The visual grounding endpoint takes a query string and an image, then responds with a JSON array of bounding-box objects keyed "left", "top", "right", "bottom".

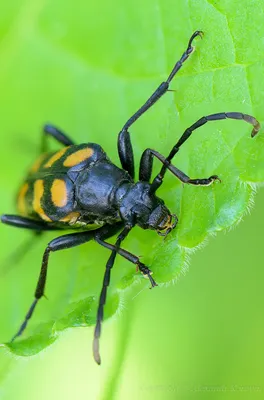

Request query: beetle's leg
[
  {"left": 10, "top": 228, "right": 114, "bottom": 343},
  {"left": 1, "top": 214, "right": 60, "bottom": 231},
  {"left": 1, "top": 215, "right": 44, "bottom": 276},
  {"left": 140, "top": 148, "right": 164, "bottom": 182},
  {"left": 118, "top": 129, "right": 135, "bottom": 179},
  {"left": 95, "top": 235, "right": 157, "bottom": 287},
  {"left": 41, "top": 124, "right": 75, "bottom": 152},
  {"left": 149, "top": 112, "right": 261, "bottom": 193},
  {"left": 0, "top": 215, "right": 65, "bottom": 276},
  {"left": 139, "top": 149, "right": 220, "bottom": 192},
  {"left": 93, "top": 223, "right": 136, "bottom": 365},
  {"left": 118, "top": 31, "right": 203, "bottom": 179},
  {"left": 0, "top": 234, "right": 42, "bottom": 277}
]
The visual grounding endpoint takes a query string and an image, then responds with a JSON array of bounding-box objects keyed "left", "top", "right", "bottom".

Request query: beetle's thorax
[
  {"left": 75, "top": 160, "right": 132, "bottom": 224},
  {"left": 116, "top": 181, "right": 177, "bottom": 234}
]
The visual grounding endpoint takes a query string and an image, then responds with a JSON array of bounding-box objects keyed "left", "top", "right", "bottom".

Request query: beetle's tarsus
[
  {"left": 93, "top": 337, "right": 101, "bottom": 365},
  {"left": 251, "top": 120, "right": 261, "bottom": 137}
]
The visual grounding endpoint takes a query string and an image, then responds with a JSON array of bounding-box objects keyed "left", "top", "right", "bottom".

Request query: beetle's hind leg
[
  {"left": 41, "top": 124, "right": 75, "bottom": 152},
  {"left": 0, "top": 232, "right": 42, "bottom": 277},
  {"left": 9, "top": 225, "right": 125, "bottom": 346},
  {"left": 1, "top": 214, "right": 60, "bottom": 231},
  {"left": 0, "top": 215, "right": 55, "bottom": 276},
  {"left": 10, "top": 229, "right": 99, "bottom": 343}
]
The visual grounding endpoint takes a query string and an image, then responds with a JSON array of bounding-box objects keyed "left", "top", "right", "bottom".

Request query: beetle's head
[
  {"left": 119, "top": 182, "right": 178, "bottom": 236},
  {"left": 146, "top": 203, "right": 178, "bottom": 236}
]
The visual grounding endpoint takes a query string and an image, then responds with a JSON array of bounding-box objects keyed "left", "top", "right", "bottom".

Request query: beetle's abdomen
[
  {"left": 17, "top": 175, "right": 77, "bottom": 223},
  {"left": 28, "top": 143, "right": 106, "bottom": 176},
  {"left": 17, "top": 143, "right": 106, "bottom": 224}
]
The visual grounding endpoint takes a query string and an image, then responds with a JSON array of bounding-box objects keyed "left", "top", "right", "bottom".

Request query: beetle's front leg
[
  {"left": 118, "top": 31, "right": 203, "bottom": 180},
  {"left": 139, "top": 148, "right": 220, "bottom": 192},
  {"left": 147, "top": 112, "right": 260, "bottom": 193},
  {"left": 118, "top": 129, "right": 135, "bottom": 179}
]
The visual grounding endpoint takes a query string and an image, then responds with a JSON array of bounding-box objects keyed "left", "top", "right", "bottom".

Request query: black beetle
[{"left": 1, "top": 31, "right": 260, "bottom": 364}]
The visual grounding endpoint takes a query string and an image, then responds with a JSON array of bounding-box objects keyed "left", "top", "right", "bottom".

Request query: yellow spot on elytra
[
  {"left": 63, "top": 148, "right": 94, "bottom": 167},
  {"left": 44, "top": 147, "right": 68, "bottom": 168},
  {"left": 60, "top": 212, "right": 80, "bottom": 224},
  {"left": 33, "top": 179, "right": 51, "bottom": 222},
  {"left": 17, "top": 183, "right": 29, "bottom": 215},
  {"left": 51, "top": 179, "right": 68, "bottom": 208},
  {"left": 30, "top": 154, "right": 47, "bottom": 173}
]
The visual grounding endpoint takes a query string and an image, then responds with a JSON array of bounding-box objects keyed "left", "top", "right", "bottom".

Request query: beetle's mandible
[{"left": 1, "top": 31, "right": 260, "bottom": 365}]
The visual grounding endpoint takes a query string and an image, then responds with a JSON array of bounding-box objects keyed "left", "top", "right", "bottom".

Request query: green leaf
[{"left": 0, "top": 0, "right": 264, "bottom": 368}]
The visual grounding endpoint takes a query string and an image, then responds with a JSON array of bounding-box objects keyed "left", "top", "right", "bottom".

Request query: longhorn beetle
[{"left": 1, "top": 31, "right": 260, "bottom": 365}]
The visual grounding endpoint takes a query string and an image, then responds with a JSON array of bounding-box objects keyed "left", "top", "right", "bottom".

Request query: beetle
[{"left": 1, "top": 31, "right": 260, "bottom": 365}]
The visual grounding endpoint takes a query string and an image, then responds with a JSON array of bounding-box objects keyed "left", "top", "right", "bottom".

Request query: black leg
[
  {"left": 149, "top": 112, "right": 260, "bottom": 193},
  {"left": 9, "top": 221, "right": 154, "bottom": 365},
  {"left": 92, "top": 223, "right": 139, "bottom": 365},
  {"left": 118, "top": 31, "right": 203, "bottom": 179},
  {"left": 10, "top": 228, "right": 110, "bottom": 342},
  {"left": 118, "top": 130, "right": 135, "bottom": 179},
  {"left": 0, "top": 234, "right": 42, "bottom": 277},
  {"left": 1, "top": 214, "right": 59, "bottom": 231},
  {"left": 139, "top": 149, "right": 166, "bottom": 182},
  {"left": 41, "top": 124, "right": 75, "bottom": 152},
  {"left": 0, "top": 215, "right": 64, "bottom": 277},
  {"left": 9, "top": 223, "right": 140, "bottom": 356},
  {"left": 139, "top": 148, "right": 220, "bottom": 191},
  {"left": 95, "top": 234, "right": 157, "bottom": 287}
]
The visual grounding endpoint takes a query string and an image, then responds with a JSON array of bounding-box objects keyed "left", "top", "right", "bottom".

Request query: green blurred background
[{"left": 0, "top": 0, "right": 264, "bottom": 399}]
